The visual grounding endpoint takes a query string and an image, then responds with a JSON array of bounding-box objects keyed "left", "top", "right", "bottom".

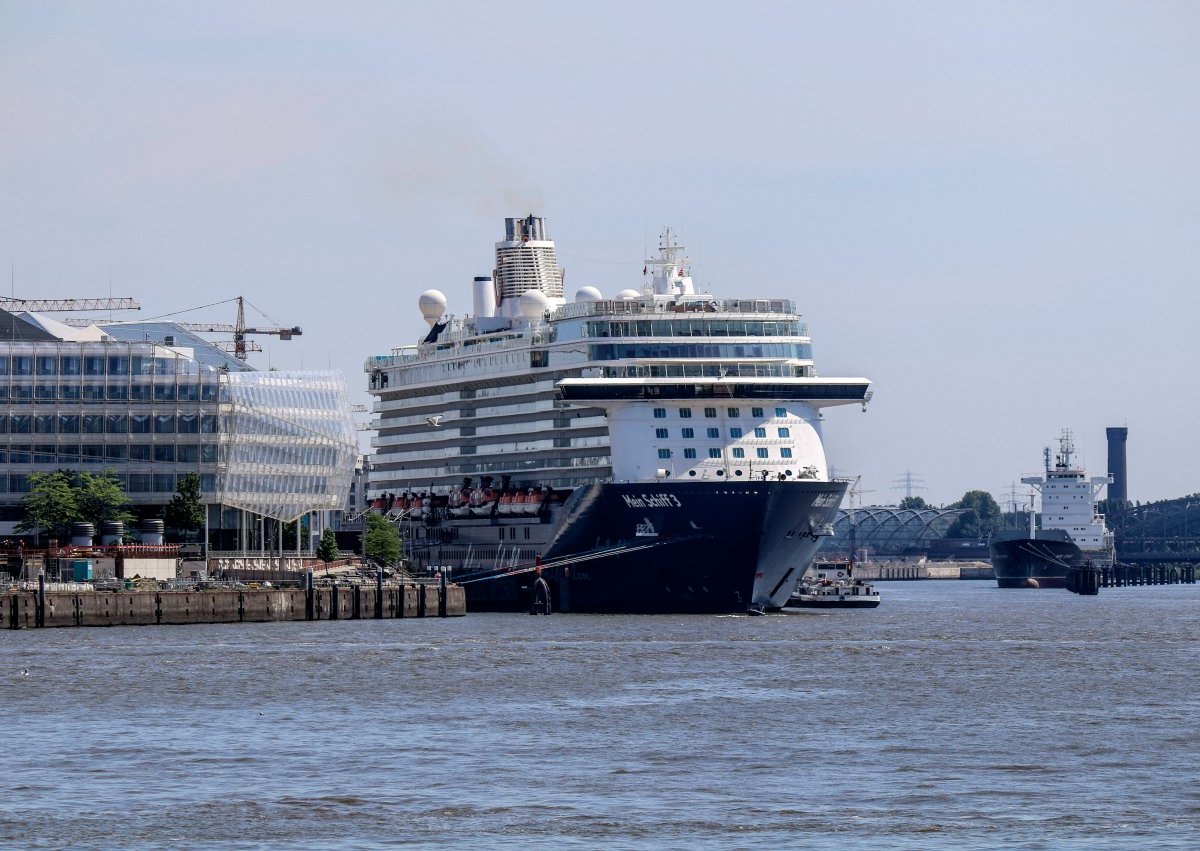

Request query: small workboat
[{"left": 786, "top": 568, "right": 881, "bottom": 609}]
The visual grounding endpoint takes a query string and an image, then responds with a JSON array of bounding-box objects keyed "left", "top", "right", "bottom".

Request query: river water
[{"left": 3, "top": 581, "right": 1198, "bottom": 849}]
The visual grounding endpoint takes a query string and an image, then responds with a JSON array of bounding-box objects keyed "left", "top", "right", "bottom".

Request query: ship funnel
[
  {"left": 472, "top": 276, "right": 496, "bottom": 318},
  {"left": 1106, "top": 426, "right": 1128, "bottom": 504}
]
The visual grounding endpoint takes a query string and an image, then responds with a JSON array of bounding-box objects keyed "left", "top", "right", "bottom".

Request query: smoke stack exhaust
[{"left": 1106, "top": 426, "right": 1128, "bottom": 504}]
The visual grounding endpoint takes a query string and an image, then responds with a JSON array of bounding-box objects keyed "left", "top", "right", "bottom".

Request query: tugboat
[
  {"left": 989, "top": 430, "right": 1114, "bottom": 588},
  {"left": 786, "top": 564, "right": 881, "bottom": 609}
]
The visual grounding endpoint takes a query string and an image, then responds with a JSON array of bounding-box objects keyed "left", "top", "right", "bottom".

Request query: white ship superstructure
[
  {"left": 365, "top": 217, "right": 872, "bottom": 613},
  {"left": 1021, "top": 431, "right": 1114, "bottom": 555}
]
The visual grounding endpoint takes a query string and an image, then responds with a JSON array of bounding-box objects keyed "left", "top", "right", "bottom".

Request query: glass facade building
[{"left": 0, "top": 312, "right": 356, "bottom": 535}]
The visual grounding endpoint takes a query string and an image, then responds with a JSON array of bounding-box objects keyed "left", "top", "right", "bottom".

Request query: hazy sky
[{"left": 3, "top": 1, "right": 1198, "bottom": 506}]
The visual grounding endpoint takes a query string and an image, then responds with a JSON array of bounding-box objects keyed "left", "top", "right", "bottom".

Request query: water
[{"left": 3, "top": 582, "right": 1199, "bottom": 849}]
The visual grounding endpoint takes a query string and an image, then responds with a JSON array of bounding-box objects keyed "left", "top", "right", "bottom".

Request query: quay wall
[
  {"left": 849, "top": 562, "right": 995, "bottom": 581},
  {"left": 3, "top": 584, "right": 465, "bottom": 630}
]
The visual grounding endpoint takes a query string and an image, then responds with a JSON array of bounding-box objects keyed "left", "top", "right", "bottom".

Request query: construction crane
[
  {"left": 172, "top": 296, "right": 301, "bottom": 361},
  {"left": 0, "top": 296, "right": 141, "bottom": 312}
]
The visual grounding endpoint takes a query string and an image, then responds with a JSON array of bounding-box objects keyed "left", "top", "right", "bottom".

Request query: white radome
[
  {"left": 616, "top": 289, "right": 640, "bottom": 300},
  {"left": 519, "top": 289, "right": 551, "bottom": 320},
  {"left": 575, "top": 286, "right": 603, "bottom": 302},
  {"left": 419, "top": 290, "right": 448, "bottom": 326}
]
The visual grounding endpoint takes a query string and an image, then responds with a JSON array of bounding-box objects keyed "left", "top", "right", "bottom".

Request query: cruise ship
[
  {"left": 989, "top": 431, "right": 1115, "bottom": 588},
  {"left": 365, "top": 216, "right": 871, "bottom": 613}
]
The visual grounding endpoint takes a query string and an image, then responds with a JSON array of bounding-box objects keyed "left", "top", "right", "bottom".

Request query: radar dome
[
  {"left": 518, "top": 290, "right": 551, "bottom": 320},
  {"left": 616, "top": 289, "right": 640, "bottom": 301},
  {"left": 418, "top": 290, "right": 447, "bottom": 327},
  {"left": 575, "top": 286, "right": 603, "bottom": 302}
]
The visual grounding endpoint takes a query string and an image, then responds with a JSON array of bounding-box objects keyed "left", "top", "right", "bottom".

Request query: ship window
[
  {"left": 679, "top": 408, "right": 692, "bottom": 418},
  {"left": 775, "top": 407, "right": 787, "bottom": 417},
  {"left": 754, "top": 428, "right": 766, "bottom": 438},
  {"left": 704, "top": 407, "right": 717, "bottom": 418},
  {"left": 727, "top": 407, "right": 741, "bottom": 417},
  {"left": 530, "top": 351, "right": 548, "bottom": 368},
  {"left": 781, "top": 448, "right": 793, "bottom": 458},
  {"left": 655, "top": 428, "right": 668, "bottom": 439},
  {"left": 707, "top": 428, "right": 719, "bottom": 438},
  {"left": 733, "top": 448, "right": 745, "bottom": 459},
  {"left": 684, "top": 448, "right": 697, "bottom": 459},
  {"left": 730, "top": 428, "right": 743, "bottom": 438},
  {"left": 657, "top": 449, "right": 671, "bottom": 459},
  {"left": 681, "top": 428, "right": 694, "bottom": 439},
  {"left": 756, "top": 448, "right": 769, "bottom": 459},
  {"left": 752, "top": 407, "right": 764, "bottom": 418},
  {"left": 653, "top": 408, "right": 666, "bottom": 419},
  {"left": 778, "top": 427, "right": 790, "bottom": 438},
  {"left": 708, "top": 448, "right": 721, "bottom": 459},
  {"left": 524, "top": 527, "right": 530, "bottom": 540}
]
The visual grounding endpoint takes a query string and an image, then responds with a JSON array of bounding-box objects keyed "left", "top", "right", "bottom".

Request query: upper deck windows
[
  {"left": 586, "top": 318, "right": 805, "bottom": 339},
  {"left": 589, "top": 342, "right": 812, "bottom": 361}
]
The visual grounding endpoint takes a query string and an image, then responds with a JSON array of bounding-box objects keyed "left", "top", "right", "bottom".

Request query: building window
[
  {"left": 153, "top": 474, "right": 176, "bottom": 493},
  {"left": 708, "top": 448, "right": 722, "bottom": 459},
  {"left": 704, "top": 407, "right": 717, "bottom": 418},
  {"left": 730, "top": 428, "right": 743, "bottom": 438},
  {"left": 681, "top": 428, "right": 694, "bottom": 439},
  {"left": 129, "top": 445, "right": 152, "bottom": 462},
  {"left": 83, "top": 415, "right": 104, "bottom": 434},
  {"left": 684, "top": 448, "right": 697, "bottom": 459},
  {"left": 83, "top": 356, "right": 103, "bottom": 376},
  {"left": 177, "top": 445, "right": 199, "bottom": 463},
  {"left": 106, "top": 415, "right": 127, "bottom": 434},
  {"left": 36, "top": 356, "right": 56, "bottom": 376},
  {"left": 707, "top": 427, "right": 719, "bottom": 439},
  {"left": 59, "top": 415, "right": 79, "bottom": 434},
  {"left": 752, "top": 407, "right": 764, "bottom": 418},
  {"left": 781, "top": 448, "right": 793, "bottom": 458},
  {"left": 733, "top": 448, "right": 745, "bottom": 459},
  {"left": 778, "top": 427, "right": 790, "bottom": 438},
  {"left": 653, "top": 408, "right": 666, "bottom": 419},
  {"left": 177, "top": 414, "right": 199, "bottom": 434},
  {"left": 154, "top": 415, "right": 175, "bottom": 434},
  {"left": 154, "top": 445, "right": 176, "bottom": 462},
  {"left": 727, "top": 407, "right": 740, "bottom": 418},
  {"left": 754, "top": 427, "right": 766, "bottom": 438},
  {"left": 657, "top": 448, "right": 671, "bottom": 459},
  {"left": 756, "top": 448, "right": 769, "bottom": 458},
  {"left": 679, "top": 408, "right": 692, "bottom": 418},
  {"left": 655, "top": 428, "right": 668, "bottom": 439},
  {"left": 129, "top": 474, "right": 152, "bottom": 493},
  {"left": 105, "top": 445, "right": 127, "bottom": 461},
  {"left": 775, "top": 407, "right": 787, "bottom": 417}
]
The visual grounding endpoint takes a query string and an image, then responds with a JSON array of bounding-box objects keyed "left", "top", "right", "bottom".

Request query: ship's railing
[{"left": 554, "top": 297, "right": 797, "bottom": 320}]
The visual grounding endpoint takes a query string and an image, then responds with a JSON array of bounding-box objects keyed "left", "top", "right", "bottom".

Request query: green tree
[
  {"left": 316, "top": 527, "right": 340, "bottom": 564},
  {"left": 898, "top": 496, "right": 930, "bottom": 510},
  {"left": 282, "top": 518, "right": 311, "bottom": 550},
  {"left": 363, "top": 513, "right": 401, "bottom": 565},
  {"left": 17, "top": 471, "right": 79, "bottom": 543},
  {"left": 76, "top": 472, "right": 136, "bottom": 531},
  {"left": 165, "top": 473, "right": 205, "bottom": 540},
  {"left": 946, "top": 489, "right": 1003, "bottom": 538}
]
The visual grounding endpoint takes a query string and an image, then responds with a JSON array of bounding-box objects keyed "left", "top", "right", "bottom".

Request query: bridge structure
[{"left": 1108, "top": 497, "right": 1200, "bottom": 564}]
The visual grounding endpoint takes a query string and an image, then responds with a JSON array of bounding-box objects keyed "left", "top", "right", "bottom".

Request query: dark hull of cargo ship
[
  {"left": 988, "top": 535, "right": 1083, "bottom": 589},
  {"left": 404, "top": 480, "right": 846, "bottom": 613}
]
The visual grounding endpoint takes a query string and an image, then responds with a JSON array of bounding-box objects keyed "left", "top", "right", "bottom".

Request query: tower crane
[
  {"left": 0, "top": 296, "right": 141, "bottom": 312},
  {"left": 174, "top": 296, "right": 300, "bottom": 362}
]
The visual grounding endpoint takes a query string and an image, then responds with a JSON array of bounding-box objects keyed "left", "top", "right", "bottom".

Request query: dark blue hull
[
  {"left": 988, "top": 537, "right": 1082, "bottom": 588},
  {"left": 403, "top": 480, "right": 847, "bottom": 613}
]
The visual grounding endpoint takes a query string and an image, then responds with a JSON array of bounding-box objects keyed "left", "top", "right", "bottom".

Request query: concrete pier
[{"left": 2, "top": 584, "right": 465, "bottom": 629}]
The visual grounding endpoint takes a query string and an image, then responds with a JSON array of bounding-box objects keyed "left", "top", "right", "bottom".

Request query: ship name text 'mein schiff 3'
[{"left": 365, "top": 216, "right": 871, "bottom": 613}]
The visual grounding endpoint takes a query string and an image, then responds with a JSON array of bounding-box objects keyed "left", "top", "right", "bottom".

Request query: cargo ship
[
  {"left": 364, "top": 216, "right": 871, "bottom": 612},
  {"left": 989, "top": 431, "right": 1114, "bottom": 588}
]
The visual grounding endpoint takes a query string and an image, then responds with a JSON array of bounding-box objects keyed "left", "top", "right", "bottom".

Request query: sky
[{"left": 2, "top": 1, "right": 1198, "bottom": 507}]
